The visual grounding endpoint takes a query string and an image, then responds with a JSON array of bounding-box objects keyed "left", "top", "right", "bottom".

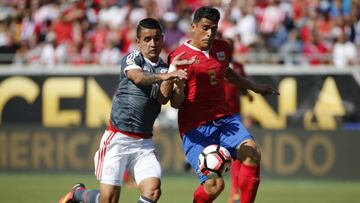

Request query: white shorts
[{"left": 94, "top": 130, "right": 162, "bottom": 186}]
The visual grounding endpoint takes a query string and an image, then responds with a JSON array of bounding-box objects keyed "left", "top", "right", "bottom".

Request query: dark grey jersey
[{"left": 110, "top": 50, "right": 169, "bottom": 134}]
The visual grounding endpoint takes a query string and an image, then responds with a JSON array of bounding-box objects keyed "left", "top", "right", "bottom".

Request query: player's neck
[
  {"left": 143, "top": 56, "right": 160, "bottom": 65},
  {"left": 190, "top": 40, "right": 210, "bottom": 51}
]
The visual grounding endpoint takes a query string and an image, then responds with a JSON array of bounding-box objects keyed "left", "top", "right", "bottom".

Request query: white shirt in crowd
[{"left": 333, "top": 41, "right": 358, "bottom": 69}]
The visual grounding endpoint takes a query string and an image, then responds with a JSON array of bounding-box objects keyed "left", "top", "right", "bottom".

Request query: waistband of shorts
[{"left": 107, "top": 121, "right": 153, "bottom": 139}]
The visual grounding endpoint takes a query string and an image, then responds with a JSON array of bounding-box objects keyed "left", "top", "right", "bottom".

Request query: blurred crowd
[{"left": 0, "top": 0, "right": 359, "bottom": 68}]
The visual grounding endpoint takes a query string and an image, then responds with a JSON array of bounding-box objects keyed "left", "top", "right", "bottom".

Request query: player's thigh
[
  {"left": 130, "top": 140, "right": 162, "bottom": 186},
  {"left": 218, "top": 114, "right": 254, "bottom": 159},
  {"left": 182, "top": 130, "right": 219, "bottom": 184},
  {"left": 100, "top": 183, "right": 121, "bottom": 203},
  {"left": 94, "top": 131, "right": 129, "bottom": 186}
]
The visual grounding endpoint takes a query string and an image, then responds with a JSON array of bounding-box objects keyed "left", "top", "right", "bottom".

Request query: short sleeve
[{"left": 121, "top": 50, "right": 143, "bottom": 76}]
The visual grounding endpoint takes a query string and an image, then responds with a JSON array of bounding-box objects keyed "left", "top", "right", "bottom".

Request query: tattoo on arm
[{"left": 140, "top": 72, "right": 162, "bottom": 85}]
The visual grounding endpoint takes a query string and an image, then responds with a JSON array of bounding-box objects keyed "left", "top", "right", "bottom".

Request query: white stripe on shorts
[{"left": 96, "top": 131, "right": 115, "bottom": 180}]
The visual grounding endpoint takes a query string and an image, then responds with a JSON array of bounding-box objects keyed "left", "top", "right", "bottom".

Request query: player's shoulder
[
  {"left": 169, "top": 43, "right": 188, "bottom": 57},
  {"left": 122, "top": 49, "right": 143, "bottom": 66},
  {"left": 213, "top": 39, "right": 231, "bottom": 49},
  {"left": 213, "top": 39, "right": 232, "bottom": 59},
  {"left": 167, "top": 43, "right": 189, "bottom": 64}
]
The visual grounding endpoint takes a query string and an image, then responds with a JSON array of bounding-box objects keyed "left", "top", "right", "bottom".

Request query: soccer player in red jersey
[
  {"left": 223, "top": 38, "right": 254, "bottom": 203},
  {"left": 168, "top": 7, "right": 279, "bottom": 203}
]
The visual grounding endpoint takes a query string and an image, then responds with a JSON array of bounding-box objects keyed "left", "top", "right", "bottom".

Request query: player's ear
[
  {"left": 135, "top": 37, "right": 141, "bottom": 48},
  {"left": 191, "top": 23, "right": 197, "bottom": 34}
]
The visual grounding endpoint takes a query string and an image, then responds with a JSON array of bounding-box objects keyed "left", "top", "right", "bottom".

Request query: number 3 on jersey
[{"left": 209, "top": 69, "right": 217, "bottom": 85}]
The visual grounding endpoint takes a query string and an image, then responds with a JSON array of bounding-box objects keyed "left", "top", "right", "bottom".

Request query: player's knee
[
  {"left": 152, "top": 187, "right": 162, "bottom": 201},
  {"left": 203, "top": 178, "right": 225, "bottom": 198},
  {"left": 99, "top": 184, "right": 120, "bottom": 203},
  {"left": 142, "top": 187, "right": 161, "bottom": 201},
  {"left": 237, "top": 140, "right": 261, "bottom": 165},
  {"left": 139, "top": 177, "right": 161, "bottom": 201},
  {"left": 100, "top": 191, "right": 119, "bottom": 203}
]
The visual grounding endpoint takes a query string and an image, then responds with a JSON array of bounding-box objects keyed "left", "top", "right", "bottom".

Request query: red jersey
[
  {"left": 224, "top": 62, "right": 245, "bottom": 115},
  {"left": 169, "top": 39, "right": 232, "bottom": 134}
]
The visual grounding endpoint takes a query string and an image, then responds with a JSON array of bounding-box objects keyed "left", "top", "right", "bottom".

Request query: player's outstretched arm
[
  {"left": 126, "top": 69, "right": 187, "bottom": 86},
  {"left": 225, "top": 68, "right": 279, "bottom": 96},
  {"left": 159, "top": 52, "right": 195, "bottom": 105},
  {"left": 170, "top": 77, "right": 186, "bottom": 109}
]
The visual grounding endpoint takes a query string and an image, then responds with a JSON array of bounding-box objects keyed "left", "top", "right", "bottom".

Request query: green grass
[{"left": 0, "top": 173, "right": 359, "bottom": 203}]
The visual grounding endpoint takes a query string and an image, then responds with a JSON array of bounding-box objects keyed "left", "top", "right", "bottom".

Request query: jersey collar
[
  {"left": 143, "top": 56, "right": 161, "bottom": 66},
  {"left": 184, "top": 40, "right": 210, "bottom": 58}
]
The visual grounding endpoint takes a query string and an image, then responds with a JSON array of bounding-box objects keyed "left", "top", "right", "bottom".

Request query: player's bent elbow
[
  {"left": 170, "top": 101, "right": 181, "bottom": 109},
  {"left": 157, "top": 97, "right": 169, "bottom": 105},
  {"left": 132, "top": 77, "right": 143, "bottom": 85}
]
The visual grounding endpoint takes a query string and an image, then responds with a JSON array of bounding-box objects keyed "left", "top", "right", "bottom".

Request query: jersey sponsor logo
[
  {"left": 216, "top": 51, "right": 225, "bottom": 61},
  {"left": 126, "top": 50, "right": 140, "bottom": 65}
]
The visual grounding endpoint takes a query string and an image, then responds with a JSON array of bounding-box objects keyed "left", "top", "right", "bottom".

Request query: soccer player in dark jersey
[
  {"left": 168, "top": 7, "right": 279, "bottom": 203},
  {"left": 58, "top": 18, "right": 194, "bottom": 203}
]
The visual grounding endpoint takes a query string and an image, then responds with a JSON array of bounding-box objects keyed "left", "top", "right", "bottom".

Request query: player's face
[
  {"left": 136, "top": 28, "right": 163, "bottom": 62},
  {"left": 191, "top": 18, "right": 218, "bottom": 50}
]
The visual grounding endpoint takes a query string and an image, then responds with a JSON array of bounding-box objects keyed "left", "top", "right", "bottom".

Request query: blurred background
[{"left": 0, "top": 0, "right": 359, "bottom": 202}]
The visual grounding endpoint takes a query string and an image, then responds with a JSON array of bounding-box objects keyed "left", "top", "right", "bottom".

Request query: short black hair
[
  {"left": 193, "top": 6, "right": 220, "bottom": 24},
  {"left": 136, "top": 18, "right": 163, "bottom": 38}
]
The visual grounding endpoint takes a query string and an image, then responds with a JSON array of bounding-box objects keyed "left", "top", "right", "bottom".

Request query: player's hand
[
  {"left": 174, "top": 79, "right": 186, "bottom": 89},
  {"left": 171, "top": 52, "right": 196, "bottom": 67},
  {"left": 241, "top": 89, "right": 254, "bottom": 102},
  {"left": 172, "top": 69, "right": 187, "bottom": 89},
  {"left": 163, "top": 69, "right": 187, "bottom": 81},
  {"left": 252, "top": 84, "right": 280, "bottom": 96}
]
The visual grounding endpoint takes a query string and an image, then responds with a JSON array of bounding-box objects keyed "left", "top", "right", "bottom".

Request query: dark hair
[
  {"left": 193, "top": 6, "right": 220, "bottom": 24},
  {"left": 136, "top": 18, "right": 163, "bottom": 38}
]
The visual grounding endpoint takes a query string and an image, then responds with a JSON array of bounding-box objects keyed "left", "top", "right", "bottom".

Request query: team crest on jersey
[
  {"left": 216, "top": 51, "right": 225, "bottom": 61},
  {"left": 195, "top": 59, "right": 200, "bottom": 64},
  {"left": 126, "top": 50, "right": 140, "bottom": 65}
]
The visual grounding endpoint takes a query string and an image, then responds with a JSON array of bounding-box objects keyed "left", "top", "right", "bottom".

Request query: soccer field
[{"left": 0, "top": 173, "right": 358, "bottom": 203}]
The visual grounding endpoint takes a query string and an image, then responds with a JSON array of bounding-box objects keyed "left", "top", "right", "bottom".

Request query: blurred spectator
[
  {"left": 40, "top": 32, "right": 56, "bottom": 68},
  {"left": 13, "top": 40, "right": 29, "bottom": 65},
  {"left": 235, "top": 4, "right": 258, "bottom": 48},
  {"left": 162, "top": 11, "right": 184, "bottom": 52},
  {"left": 333, "top": 31, "right": 358, "bottom": 69},
  {"left": 79, "top": 39, "right": 96, "bottom": 64},
  {"left": 280, "top": 29, "right": 303, "bottom": 66},
  {"left": 52, "top": 10, "right": 73, "bottom": 45},
  {"left": 315, "top": 11, "right": 334, "bottom": 42},
  {"left": 90, "top": 22, "right": 109, "bottom": 53},
  {"left": 259, "top": 0, "right": 287, "bottom": 52},
  {"left": 303, "top": 31, "right": 330, "bottom": 65},
  {"left": 99, "top": 39, "right": 121, "bottom": 65},
  {"left": 98, "top": 0, "right": 130, "bottom": 29}
]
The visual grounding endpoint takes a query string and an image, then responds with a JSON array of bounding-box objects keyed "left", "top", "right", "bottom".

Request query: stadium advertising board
[
  {"left": 0, "top": 71, "right": 359, "bottom": 130},
  {"left": 0, "top": 127, "right": 359, "bottom": 179},
  {"left": 0, "top": 69, "right": 359, "bottom": 178}
]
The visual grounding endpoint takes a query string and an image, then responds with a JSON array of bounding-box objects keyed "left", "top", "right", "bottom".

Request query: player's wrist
[{"left": 168, "top": 64, "right": 177, "bottom": 73}]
